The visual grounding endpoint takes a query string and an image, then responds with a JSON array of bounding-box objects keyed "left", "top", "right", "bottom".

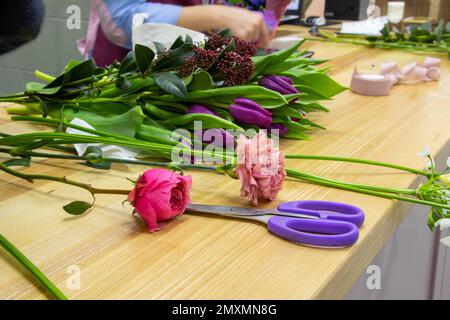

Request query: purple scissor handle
[
  {"left": 268, "top": 201, "right": 365, "bottom": 247},
  {"left": 278, "top": 200, "right": 365, "bottom": 227}
]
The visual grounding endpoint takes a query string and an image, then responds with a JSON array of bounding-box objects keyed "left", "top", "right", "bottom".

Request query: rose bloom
[
  {"left": 128, "top": 169, "right": 192, "bottom": 232},
  {"left": 235, "top": 132, "right": 286, "bottom": 206}
]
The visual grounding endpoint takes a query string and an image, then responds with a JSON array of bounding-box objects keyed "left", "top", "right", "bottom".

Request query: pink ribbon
[
  {"left": 351, "top": 56, "right": 441, "bottom": 96},
  {"left": 380, "top": 57, "right": 441, "bottom": 85}
]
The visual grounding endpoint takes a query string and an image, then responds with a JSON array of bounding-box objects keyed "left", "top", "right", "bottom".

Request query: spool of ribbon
[{"left": 351, "top": 57, "right": 441, "bottom": 96}]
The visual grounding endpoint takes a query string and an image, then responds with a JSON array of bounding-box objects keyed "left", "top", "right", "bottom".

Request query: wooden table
[{"left": 1, "top": 26, "right": 449, "bottom": 300}]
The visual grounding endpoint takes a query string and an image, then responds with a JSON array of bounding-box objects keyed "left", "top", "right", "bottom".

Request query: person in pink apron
[{"left": 78, "top": 0, "right": 291, "bottom": 67}]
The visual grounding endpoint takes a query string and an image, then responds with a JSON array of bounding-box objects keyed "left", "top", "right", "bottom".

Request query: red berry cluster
[
  {"left": 206, "top": 33, "right": 232, "bottom": 51},
  {"left": 178, "top": 56, "right": 197, "bottom": 77},
  {"left": 234, "top": 37, "right": 257, "bottom": 57},
  {"left": 217, "top": 51, "right": 254, "bottom": 86},
  {"left": 178, "top": 32, "right": 256, "bottom": 86},
  {"left": 192, "top": 46, "right": 219, "bottom": 69}
]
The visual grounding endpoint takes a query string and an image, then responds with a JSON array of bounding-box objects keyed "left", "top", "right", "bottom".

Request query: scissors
[{"left": 186, "top": 201, "right": 365, "bottom": 248}]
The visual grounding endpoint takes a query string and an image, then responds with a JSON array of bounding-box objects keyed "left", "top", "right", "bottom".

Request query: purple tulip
[
  {"left": 229, "top": 98, "right": 272, "bottom": 127},
  {"left": 186, "top": 104, "right": 219, "bottom": 116},
  {"left": 186, "top": 104, "right": 235, "bottom": 147},
  {"left": 267, "top": 123, "right": 288, "bottom": 137},
  {"left": 259, "top": 75, "right": 299, "bottom": 95},
  {"left": 195, "top": 128, "right": 235, "bottom": 148}
]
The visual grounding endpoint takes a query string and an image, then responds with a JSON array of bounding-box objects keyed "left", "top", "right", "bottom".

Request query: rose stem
[
  {"left": 0, "top": 232, "right": 67, "bottom": 300},
  {"left": 0, "top": 162, "right": 130, "bottom": 196}
]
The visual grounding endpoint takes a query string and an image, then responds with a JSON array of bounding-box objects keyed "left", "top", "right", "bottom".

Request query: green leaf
[
  {"left": 271, "top": 106, "right": 305, "bottom": 119},
  {"left": 136, "top": 124, "right": 191, "bottom": 146},
  {"left": 45, "top": 59, "right": 97, "bottom": 90},
  {"left": 25, "top": 82, "right": 45, "bottom": 91},
  {"left": 285, "top": 70, "right": 347, "bottom": 98},
  {"left": 2, "top": 157, "right": 31, "bottom": 167},
  {"left": 162, "top": 113, "right": 242, "bottom": 130},
  {"left": 118, "top": 51, "right": 137, "bottom": 75},
  {"left": 262, "top": 57, "right": 329, "bottom": 75},
  {"left": 153, "top": 72, "right": 188, "bottom": 98},
  {"left": 153, "top": 41, "right": 167, "bottom": 53},
  {"left": 53, "top": 106, "right": 145, "bottom": 138},
  {"left": 218, "top": 28, "right": 233, "bottom": 38},
  {"left": 25, "top": 82, "right": 62, "bottom": 95},
  {"left": 134, "top": 44, "right": 155, "bottom": 74},
  {"left": 154, "top": 43, "right": 194, "bottom": 71},
  {"left": 185, "top": 85, "right": 287, "bottom": 106},
  {"left": 188, "top": 70, "right": 215, "bottom": 91},
  {"left": 170, "top": 36, "right": 185, "bottom": 50},
  {"left": 86, "top": 106, "right": 145, "bottom": 138},
  {"left": 142, "top": 102, "right": 183, "bottom": 120},
  {"left": 63, "top": 201, "right": 93, "bottom": 215},
  {"left": 251, "top": 39, "right": 305, "bottom": 78},
  {"left": 63, "top": 60, "right": 83, "bottom": 72}
]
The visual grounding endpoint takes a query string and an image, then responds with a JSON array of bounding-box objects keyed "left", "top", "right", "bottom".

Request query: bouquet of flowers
[{"left": 0, "top": 29, "right": 344, "bottom": 146}]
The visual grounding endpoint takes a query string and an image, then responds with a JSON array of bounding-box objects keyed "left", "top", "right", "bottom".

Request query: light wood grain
[{"left": 0, "top": 26, "right": 449, "bottom": 300}]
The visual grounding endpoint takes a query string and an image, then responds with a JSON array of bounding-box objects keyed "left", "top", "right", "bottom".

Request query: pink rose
[
  {"left": 128, "top": 169, "right": 192, "bottom": 232},
  {"left": 235, "top": 132, "right": 286, "bottom": 206}
]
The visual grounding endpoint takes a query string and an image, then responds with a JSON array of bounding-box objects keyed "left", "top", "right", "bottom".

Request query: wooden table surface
[{"left": 1, "top": 26, "right": 449, "bottom": 300}]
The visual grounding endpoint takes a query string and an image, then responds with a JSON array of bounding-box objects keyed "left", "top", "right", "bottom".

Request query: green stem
[
  {"left": 291, "top": 170, "right": 417, "bottom": 195},
  {"left": 0, "top": 93, "right": 28, "bottom": 101},
  {"left": 287, "top": 168, "right": 450, "bottom": 210},
  {"left": 0, "top": 232, "right": 67, "bottom": 300},
  {"left": 286, "top": 154, "right": 430, "bottom": 177},
  {"left": 0, "top": 162, "right": 129, "bottom": 195},
  {"left": 0, "top": 131, "right": 235, "bottom": 161},
  {"left": 0, "top": 147, "right": 218, "bottom": 172},
  {"left": 34, "top": 70, "right": 56, "bottom": 83}
]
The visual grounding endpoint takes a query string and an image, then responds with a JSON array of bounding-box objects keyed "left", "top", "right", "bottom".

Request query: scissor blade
[
  {"left": 185, "top": 204, "right": 276, "bottom": 217},
  {"left": 186, "top": 204, "right": 317, "bottom": 219}
]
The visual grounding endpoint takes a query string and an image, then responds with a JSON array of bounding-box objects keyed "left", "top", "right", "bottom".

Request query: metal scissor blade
[
  {"left": 185, "top": 204, "right": 276, "bottom": 217},
  {"left": 185, "top": 204, "right": 317, "bottom": 219}
]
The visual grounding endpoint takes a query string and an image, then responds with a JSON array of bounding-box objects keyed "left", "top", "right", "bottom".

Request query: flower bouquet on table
[
  {"left": 1, "top": 29, "right": 449, "bottom": 300},
  {"left": 0, "top": 29, "right": 344, "bottom": 145}
]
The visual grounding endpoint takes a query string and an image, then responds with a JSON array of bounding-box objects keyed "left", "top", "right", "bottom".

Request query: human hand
[{"left": 179, "top": 5, "right": 271, "bottom": 48}]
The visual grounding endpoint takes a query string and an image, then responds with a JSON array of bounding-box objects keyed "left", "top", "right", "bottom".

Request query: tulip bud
[
  {"left": 259, "top": 75, "right": 299, "bottom": 95},
  {"left": 229, "top": 98, "right": 272, "bottom": 127},
  {"left": 267, "top": 123, "right": 288, "bottom": 137},
  {"left": 195, "top": 128, "right": 235, "bottom": 148},
  {"left": 186, "top": 104, "right": 220, "bottom": 116}
]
